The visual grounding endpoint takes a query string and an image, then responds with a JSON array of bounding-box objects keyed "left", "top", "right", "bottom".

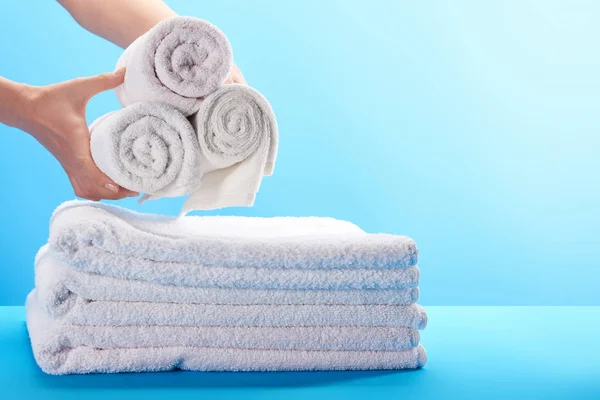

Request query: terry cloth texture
[
  {"left": 115, "top": 16, "right": 232, "bottom": 116},
  {"left": 89, "top": 102, "right": 202, "bottom": 200},
  {"left": 183, "top": 84, "right": 278, "bottom": 212}
]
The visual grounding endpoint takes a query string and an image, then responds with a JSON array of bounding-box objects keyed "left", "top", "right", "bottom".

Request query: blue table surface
[{"left": 1, "top": 306, "right": 598, "bottom": 399}]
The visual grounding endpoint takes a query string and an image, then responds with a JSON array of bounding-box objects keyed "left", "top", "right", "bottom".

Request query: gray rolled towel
[
  {"left": 89, "top": 102, "right": 202, "bottom": 200},
  {"left": 183, "top": 84, "right": 279, "bottom": 212},
  {"left": 115, "top": 16, "right": 233, "bottom": 116}
]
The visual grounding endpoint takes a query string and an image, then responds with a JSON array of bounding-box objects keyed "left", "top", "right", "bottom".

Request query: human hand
[
  {"left": 16, "top": 69, "right": 138, "bottom": 201},
  {"left": 224, "top": 63, "right": 246, "bottom": 84}
]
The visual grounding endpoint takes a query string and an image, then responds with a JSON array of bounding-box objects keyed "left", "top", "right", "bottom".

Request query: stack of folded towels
[
  {"left": 89, "top": 16, "right": 278, "bottom": 214},
  {"left": 26, "top": 201, "right": 428, "bottom": 374}
]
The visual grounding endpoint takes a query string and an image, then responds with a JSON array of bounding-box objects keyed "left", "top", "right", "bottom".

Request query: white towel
[
  {"left": 35, "top": 248, "right": 419, "bottom": 319},
  {"left": 50, "top": 254, "right": 418, "bottom": 290},
  {"left": 26, "top": 294, "right": 427, "bottom": 375},
  {"left": 30, "top": 343, "right": 427, "bottom": 375},
  {"left": 39, "top": 295, "right": 428, "bottom": 329},
  {"left": 49, "top": 201, "right": 419, "bottom": 272},
  {"left": 115, "top": 16, "right": 232, "bottom": 116},
  {"left": 182, "top": 84, "right": 278, "bottom": 212},
  {"left": 27, "top": 293, "right": 420, "bottom": 352},
  {"left": 89, "top": 102, "right": 202, "bottom": 200}
]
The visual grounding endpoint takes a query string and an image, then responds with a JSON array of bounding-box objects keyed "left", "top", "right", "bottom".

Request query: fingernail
[
  {"left": 114, "top": 67, "right": 126, "bottom": 76},
  {"left": 104, "top": 183, "right": 119, "bottom": 193}
]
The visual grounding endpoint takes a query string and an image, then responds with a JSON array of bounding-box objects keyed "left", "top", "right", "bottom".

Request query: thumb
[{"left": 77, "top": 67, "right": 126, "bottom": 98}]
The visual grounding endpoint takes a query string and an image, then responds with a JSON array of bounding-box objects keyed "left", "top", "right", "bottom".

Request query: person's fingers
[
  {"left": 86, "top": 165, "right": 134, "bottom": 200},
  {"left": 73, "top": 187, "right": 134, "bottom": 202},
  {"left": 224, "top": 64, "right": 246, "bottom": 85},
  {"left": 103, "top": 191, "right": 139, "bottom": 201},
  {"left": 75, "top": 67, "right": 126, "bottom": 98},
  {"left": 71, "top": 181, "right": 100, "bottom": 201},
  {"left": 120, "top": 189, "right": 140, "bottom": 198},
  {"left": 233, "top": 68, "right": 247, "bottom": 84},
  {"left": 89, "top": 172, "right": 139, "bottom": 200},
  {"left": 65, "top": 127, "right": 139, "bottom": 200},
  {"left": 73, "top": 181, "right": 136, "bottom": 201},
  {"left": 68, "top": 157, "right": 135, "bottom": 201}
]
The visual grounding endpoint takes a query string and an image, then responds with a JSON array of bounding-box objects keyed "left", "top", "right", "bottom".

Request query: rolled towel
[
  {"left": 30, "top": 290, "right": 428, "bottom": 329},
  {"left": 27, "top": 293, "right": 420, "bottom": 352},
  {"left": 115, "top": 16, "right": 232, "bottom": 116},
  {"left": 89, "top": 103, "right": 202, "bottom": 200},
  {"left": 50, "top": 201, "right": 418, "bottom": 270},
  {"left": 182, "top": 84, "right": 278, "bottom": 212},
  {"left": 35, "top": 248, "right": 419, "bottom": 318}
]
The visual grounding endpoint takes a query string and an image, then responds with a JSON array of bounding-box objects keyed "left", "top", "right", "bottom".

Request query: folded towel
[
  {"left": 51, "top": 254, "right": 418, "bottom": 290},
  {"left": 31, "top": 343, "right": 427, "bottom": 375},
  {"left": 49, "top": 202, "right": 419, "bottom": 289},
  {"left": 182, "top": 84, "right": 278, "bottom": 212},
  {"left": 35, "top": 248, "right": 419, "bottom": 317},
  {"left": 28, "top": 310, "right": 427, "bottom": 374},
  {"left": 37, "top": 295, "right": 428, "bottom": 330},
  {"left": 115, "top": 16, "right": 232, "bottom": 116},
  {"left": 27, "top": 293, "right": 420, "bottom": 352},
  {"left": 50, "top": 201, "right": 419, "bottom": 270},
  {"left": 27, "top": 295, "right": 427, "bottom": 374},
  {"left": 89, "top": 103, "right": 202, "bottom": 200}
]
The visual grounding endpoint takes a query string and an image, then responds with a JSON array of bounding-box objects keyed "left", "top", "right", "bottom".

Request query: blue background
[{"left": 0, "top": 0, "right": 599, "bottom": 306}]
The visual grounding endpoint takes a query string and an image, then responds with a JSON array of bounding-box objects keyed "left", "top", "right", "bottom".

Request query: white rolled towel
[
  {"left": 115, "top": 16, "right": 233, "bottom": 116},
  {"left": 89, "top": 102, "right": 202, "bottom": 200},
  {"left": 182, "top": 84, "right": 278, "bottom": 212}
]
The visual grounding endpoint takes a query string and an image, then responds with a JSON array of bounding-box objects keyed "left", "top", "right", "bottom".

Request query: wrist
[
  {"left": 13, "top": 83, "right": 40, "bottom": 130},
  {"left": 0, "top": 78, "right": 38, "bottom": 129}
]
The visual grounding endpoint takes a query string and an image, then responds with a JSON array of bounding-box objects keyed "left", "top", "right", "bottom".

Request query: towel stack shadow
[{"left": 26, "top": 201, "right": 428, "bottom": 374}]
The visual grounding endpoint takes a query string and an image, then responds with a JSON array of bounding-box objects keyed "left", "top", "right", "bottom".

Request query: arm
[
  {"left": 3, "top": 1, "right": 246, "bottom": 202},
  {"left": 57, "top": 0, "right": 177, "bottom": 49},
  {"left": 0, "top": 77, "right": 29, "bottom": 128},
  {"left": 57, "top": 0, "right": 245, "bottom": 83}
]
